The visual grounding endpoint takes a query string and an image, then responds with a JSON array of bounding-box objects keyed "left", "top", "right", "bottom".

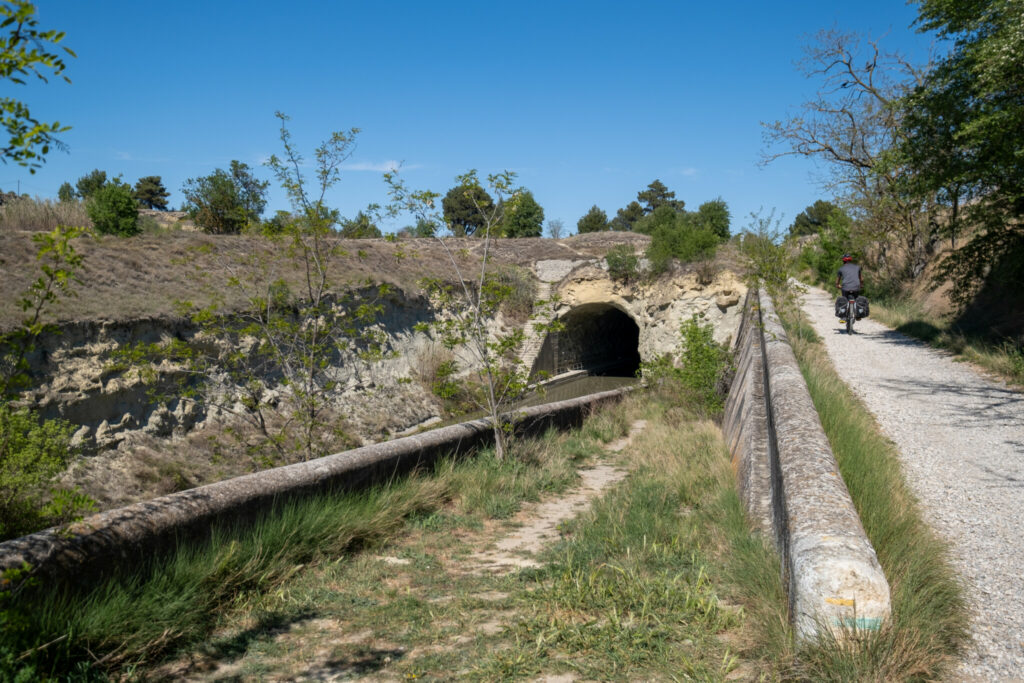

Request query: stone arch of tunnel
[{"left": 530, "top": 303, "right": 642, "bottom": 378}]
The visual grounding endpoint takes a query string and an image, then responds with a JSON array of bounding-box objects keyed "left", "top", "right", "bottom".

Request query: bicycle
[{"left": 838, "top": 291, "right": 860, "bottom": 334}]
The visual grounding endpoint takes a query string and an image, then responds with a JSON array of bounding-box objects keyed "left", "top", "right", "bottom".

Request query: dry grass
[
  {"left": 0, "top": 230, "right": 656, "bottom": 331},
  {"left": 0, "top": 197, "right": 91, "bottom": 233}
]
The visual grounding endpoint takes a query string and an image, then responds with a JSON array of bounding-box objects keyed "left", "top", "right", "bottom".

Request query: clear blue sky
[{"left": 6, "top": 1, "right": 936, "bottom": 234}]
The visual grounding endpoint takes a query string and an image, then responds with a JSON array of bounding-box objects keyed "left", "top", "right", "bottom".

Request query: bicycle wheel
[{"left": 846, "top": 305, "right": 855, "bottom": 334}]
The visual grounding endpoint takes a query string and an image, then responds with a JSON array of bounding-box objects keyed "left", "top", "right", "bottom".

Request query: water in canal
[
  {"left": 423, "top": 373, "right": 639, "bottom": 431},
  {"left": 512, "top": 373, "right": 638, "bottom": 409}
]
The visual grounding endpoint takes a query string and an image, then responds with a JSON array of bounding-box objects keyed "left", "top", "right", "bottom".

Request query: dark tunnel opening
[{"left": 531, "top": 304, "right": 641, "bottom": 378}]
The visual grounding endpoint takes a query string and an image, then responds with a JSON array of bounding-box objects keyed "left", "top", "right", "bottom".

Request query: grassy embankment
[{"left": 777, "top": 295, "right": 971, "bottom": 680}]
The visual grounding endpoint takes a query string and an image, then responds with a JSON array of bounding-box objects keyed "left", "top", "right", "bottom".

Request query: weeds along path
[
  {"left": 464, "top": 421, "right": 641, "bottom": 574},
  {"left": 799, "top": 285, "right": 1024, "bottom": 680}
]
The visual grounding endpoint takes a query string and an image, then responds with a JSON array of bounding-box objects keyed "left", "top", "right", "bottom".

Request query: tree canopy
[
  {"left": 442, "top": 182, "right": 494, "bottom": 237},
  {"left": 694, "top": 198, "right": 731, "bottom": 241},
  {"left": 182, "top": 161, "right": 269, "bottom": 234},
  {"left": 56, "top": 181, "right": 74, "bottom": 202},
  {"left": 86, "top": 180, "right": 139, "bottom": 236},
  {"left": 611, "top": 201, "right": 644, "bottom": 231},
  {"left": 637, "top": 180, "right": 684, "bottom": 215},
  {"left": 645, "top": 210, "right": 718, "bottom": 274},
  {"left": 789, "top": 200, "right": 846, "bottom": 237},
  {"left": 577, "top": 205, "right": 608, "bottom": 233},
  {"left": 74, "top": 168, "right": 107, "bottom": 199},
  {"left": 133, "top": 175, "right": 170, "bottom": 210},
  {"left": 896, "top": 0, "right": 1024, "bottom": 301},
  {"left": 502, "top": 190, "right": 545, "bottom": 237},
  {"left": 339, "top": 211, "right": 382, "bottom": 238}
]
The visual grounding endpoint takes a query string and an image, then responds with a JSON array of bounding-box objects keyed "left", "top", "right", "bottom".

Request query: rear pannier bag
[
  {"left": 855, "top": 295, "right": 870, "bottom": 319},
  {"left": 835, "top": 296, "right": 849, "bottom": 318}
]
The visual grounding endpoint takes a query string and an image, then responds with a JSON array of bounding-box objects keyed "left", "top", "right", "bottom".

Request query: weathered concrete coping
[
  {"left": 0, "top": 388, "right": 628, "bottom": 586},
  {"left": 725, "top": 288, "right": 891, "bottom": 641}
]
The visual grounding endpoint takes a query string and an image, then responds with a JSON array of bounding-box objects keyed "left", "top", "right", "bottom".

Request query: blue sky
[{"left": 6, "top": 1, "right": 937, "bottom": 234}]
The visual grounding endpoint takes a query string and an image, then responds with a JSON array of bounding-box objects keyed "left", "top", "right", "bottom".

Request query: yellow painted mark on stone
[{"left": 826, "top": 597, "right": 856, "bottom": 607}]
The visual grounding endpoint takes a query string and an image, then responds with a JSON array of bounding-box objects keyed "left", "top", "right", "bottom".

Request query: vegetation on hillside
[{"left": 0, "top": 226, "right": 96, "bottom": 540}]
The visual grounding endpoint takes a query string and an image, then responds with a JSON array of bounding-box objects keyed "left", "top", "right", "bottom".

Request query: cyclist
[
  {"left": 836, "top": 254, "right": 863, "bottom": 319},
  {"left": 836, "top": 254, "right": 862, "bottom": 298}
]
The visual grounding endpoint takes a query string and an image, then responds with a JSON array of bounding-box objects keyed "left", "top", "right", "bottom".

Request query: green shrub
[
  {"left": 605, "top": 244, "right": 639, "bottom": 282},
  {"left": 485, "top": 265, "right": 536, "bottom": 322},
  {"left": 431, "top": 359, "right": 459, "bottom": 400},
  {"left": 0, "top": 406, "right": 94, "bottom": 540},
  {"left": 677, "top": 314, "right": 731, "bottom": 414},
  {"left": 642, "top": 314, "right": 731, "bottom": 415},
  {"left": 646, "top": 212, "right": 718, "bottom": 275},
  {"left": 740, "top": 210, "right": 790, "bottom": 293},
  {"left": 0, "top": 225, "right": 96, "bottom": 541},
  {"left": 86, "top": 183, "right": 139, "bottom": 236},
  {"left": 182, "top": 161, "right": 268, "bottom": 234},
  {"left": 793, "top": 206, "right": 856, "bottom": 288}
]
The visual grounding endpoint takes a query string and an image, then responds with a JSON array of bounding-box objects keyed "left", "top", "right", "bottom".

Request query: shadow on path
[{"left": 870, "top": 375, "right": 1024, "bottom": 426}]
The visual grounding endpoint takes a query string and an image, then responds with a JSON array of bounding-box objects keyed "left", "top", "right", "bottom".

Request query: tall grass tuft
[
  {"left": 0, "top": 197, "right": 91, "bottom": 233},
  {"left": 444, "top": 436, "right": 580, "bottom": 519},
  {"left": 10, "top": 475, "right": 449, "bottom": 676}
]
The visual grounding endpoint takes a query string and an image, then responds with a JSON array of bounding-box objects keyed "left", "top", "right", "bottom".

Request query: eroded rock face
[
  {"left": 23, "top": 291, "right": 445, "bottom": 455},
  {"left": 22, "top": 264, "right": 745, "bottom": 460},
  {"left": 552, "top": 263, "right": 747, "bottom": 361}
]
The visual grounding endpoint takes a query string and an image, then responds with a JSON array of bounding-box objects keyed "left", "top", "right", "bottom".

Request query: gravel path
[{"left": 800, "top": 286, "right": 1024, "bottom": 681}]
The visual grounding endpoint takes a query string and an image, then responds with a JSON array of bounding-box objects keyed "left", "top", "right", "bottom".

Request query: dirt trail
[
  {"left": 161, "top": 420, "right": 648, "bottom": 681},
  {"left": 465, "top": 421, "right": 642, "bottom": 574},
  {"left": 800, "top": 286, "right": 1024, "bottom": 680}
]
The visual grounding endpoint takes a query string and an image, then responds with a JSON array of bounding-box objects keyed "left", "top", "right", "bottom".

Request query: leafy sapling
[
  {"left": 123, "top": 115, "right": 390, "bottom": 465},
  {"left": 384, "top": 169, "right": 561, "bottom": 460},
  {"left": 0, "top": 225, "right": 96, "bottom": 540}
]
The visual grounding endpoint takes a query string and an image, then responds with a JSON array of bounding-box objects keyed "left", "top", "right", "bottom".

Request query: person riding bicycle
[
  {"left": 835, "top": 254, "right": 863, "bottom": 321},
  {"left": 836, "top": 254, "right": 862, "bottom": 300}
]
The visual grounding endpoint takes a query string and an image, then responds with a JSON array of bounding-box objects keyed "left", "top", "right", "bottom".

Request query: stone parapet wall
[
  {"left": 0, "top": 389, "right": 628, "bottom": 585},
  {"left": 723, "top": 288, "right": 891, "bottom": 641}
]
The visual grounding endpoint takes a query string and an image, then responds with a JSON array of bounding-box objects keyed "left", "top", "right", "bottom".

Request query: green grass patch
[
  {"left": 4, "top": 393, "right": 800, "bottom": 680},
  {"left": 468, "top": 400, "right": 784, "bottom": 681},
  {"left": 777, "top": 297, "right": 970, "bottom": 681}
]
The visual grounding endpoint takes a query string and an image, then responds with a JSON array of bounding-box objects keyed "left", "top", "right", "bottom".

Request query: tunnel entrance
[{"left": 531, "top": 304, "right": 641, "bottom": 378}]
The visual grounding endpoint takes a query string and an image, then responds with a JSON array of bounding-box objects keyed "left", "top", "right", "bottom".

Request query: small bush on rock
[
  {"left": 642, "top": 314, "right": 732, "bottom": 416},
  {"left": 605, "top": 244, "right": 639, "bottom": 283}
]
